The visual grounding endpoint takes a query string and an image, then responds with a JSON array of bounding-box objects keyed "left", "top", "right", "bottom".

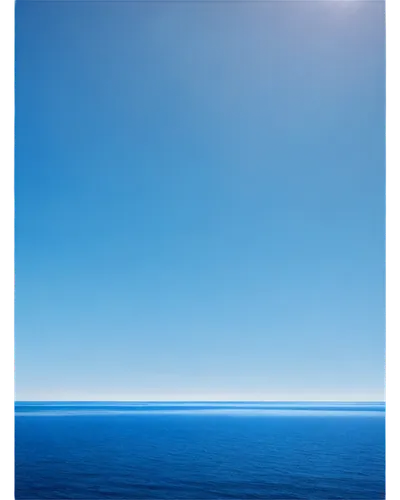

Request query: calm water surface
[{"left": 15, "top": 402, "right": 385, "bottom": 500}]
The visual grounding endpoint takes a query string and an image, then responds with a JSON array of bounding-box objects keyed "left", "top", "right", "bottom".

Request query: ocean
[{"left": 15, "top": 402, "right": 385, "bottom": 500}]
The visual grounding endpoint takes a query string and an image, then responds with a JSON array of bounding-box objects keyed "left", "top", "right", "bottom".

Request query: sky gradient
[{"left": 15, "top": 0, "right": 385, "bottom": 402}]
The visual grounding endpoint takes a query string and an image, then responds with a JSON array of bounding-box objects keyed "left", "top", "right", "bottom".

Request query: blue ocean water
[{"left": 15, "top": 402, "right": 385, "bottom": 500}]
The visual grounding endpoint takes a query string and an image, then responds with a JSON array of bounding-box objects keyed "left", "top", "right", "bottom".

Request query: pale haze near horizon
[{"left": 15, "top": 1, "right": 385, "bottom": 402}]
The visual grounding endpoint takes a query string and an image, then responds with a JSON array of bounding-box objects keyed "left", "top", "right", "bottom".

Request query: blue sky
[{"left": 15, "top": 1, "right": 385, "bottom": 401}]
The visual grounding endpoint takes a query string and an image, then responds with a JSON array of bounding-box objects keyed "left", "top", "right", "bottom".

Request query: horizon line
[{"left": 15, "top": 399, "right": 386, "bottom": 404}]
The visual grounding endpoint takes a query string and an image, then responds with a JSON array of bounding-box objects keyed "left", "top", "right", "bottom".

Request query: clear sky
[{"left": 15, "top": 0, "right": 385, "bottom": 402}]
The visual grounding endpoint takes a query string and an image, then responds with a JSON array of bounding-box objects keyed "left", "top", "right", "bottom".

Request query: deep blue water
[{"left": 15, "top": 402, "right": 385, "bottom": 500}]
